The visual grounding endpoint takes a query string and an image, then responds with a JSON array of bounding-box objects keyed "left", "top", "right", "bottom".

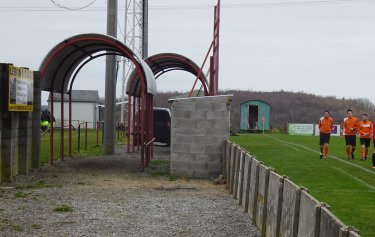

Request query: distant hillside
[{"left": 153, "top": 90, "right": 374, "bottom": 131}]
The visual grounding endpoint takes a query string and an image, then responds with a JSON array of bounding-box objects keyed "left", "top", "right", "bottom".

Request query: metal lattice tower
[{"left": 120, "top": 0, "right": 146, "bottom": 122}]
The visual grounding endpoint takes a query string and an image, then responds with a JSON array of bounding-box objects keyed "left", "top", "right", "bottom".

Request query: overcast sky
[{"left": 1, "top": 0, "right": 375, "bottom": 105}]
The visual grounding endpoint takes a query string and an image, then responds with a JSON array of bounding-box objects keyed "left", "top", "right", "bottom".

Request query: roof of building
[{"left": 48, "top": 90, "right": 99, "bottom": 103}]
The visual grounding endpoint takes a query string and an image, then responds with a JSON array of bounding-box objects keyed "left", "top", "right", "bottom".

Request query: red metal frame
[
  {"left": 42, "top": 36, "right": 150, "bottom": 166},
  {"left": 60, "top": 92, "right": 64, "bottom": 161},
  {"left": 42, "top": 0, "right": 220, "bottom": 167},
  {"left": 69, "top": 93, "right": 72, "bottom": 157},
  {"left": 189, "top": 0, "right": 220, "bottom": 97},
  {"left": 50, "top": 92, "right": 54, "bottom": 164}
]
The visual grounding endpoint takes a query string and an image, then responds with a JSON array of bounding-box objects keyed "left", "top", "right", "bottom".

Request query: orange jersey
[
  {"left": 341, "top": 117, "right": 358, "bottom": 136},
  {"left": 319, "top": 116, "right": 333, "bottom": 134},
  {"left": 358, "top": 120, "right": 373, "bottom": 138}
]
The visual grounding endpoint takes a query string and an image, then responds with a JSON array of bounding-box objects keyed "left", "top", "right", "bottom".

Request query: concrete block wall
[
  {"left": 0, "top": 66, "right": 40, "bottom": 183},
  {"left": 224, "top": 140, "right": 362, "bottom": 237},
  {"left": 170, "top": 95, "right": 232, "bottom": 178}
]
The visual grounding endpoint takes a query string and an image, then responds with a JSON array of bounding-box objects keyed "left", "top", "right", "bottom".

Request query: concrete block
[
  {"left": 18, "top": 114, "right": 30, "bottom": 175},
  {"left": 188, "top": 144, "right": 206, "bottom": 154},
  {"left": 319, "top": 207, "right": 348, "bottom": 237},
  {"left": 213, "top": 103, "right": 229, "bottom": 112},
  {"left": 241, "top": 153, "right": 252, "bottom": 212},
  {"left": 189, "top": 111, "right": 207, "bottom": 120},
  {"left": 172, "top": 127, "right": 206, "bottom": 136},
  {"left": 233, "top": 146, "right": 241, "bottom": 199},
  {"left": 229, "top": 144, "right": 237, "bottom": 193},
  {"left": 172, "top": 110, "right": 190, "bottom": 119},
  {"left": 265, "top": 171, "right": 284, "bottom": 237},
  {"left": 172, "top": 101, "right": 196, "bottom": 111},
  {"left": 248, "top": 158, "right": 260, "bottom": 222},
  {"left": 194, "top": 153, "right": 213, "bottom": 162},
  {"left": 297, "top": 190, "right": 321, "bottom": 237},
  {"left": 225, "top": 140, "right": 232, "bottom": 189},
  {"left": 196, "top": 119, "right": 214, "bottom": 129},
  {"left": 255, "top": 164, "right": 271, "bottom": 234},
  {"left": 206, "top": 143, "right": 222, "bottom": 154},
  {"left": 170, "top": 95, "right": 232, "bottom": 179},
  {"left": 170, "top": 161, "right": 190, "bottom": 172},
  {"left": 207, "top": 128, "right": 230, "bottom": 137},
  {"left": 237, "top": 150, "right": 245, "bottom": 205},
  {"left": 171, "top": 152, "right": 193, "bottom": 162},
  {"left": 173, "top": 135, "right": 212, "bottom": 144},
  {"left": 213, "top": 136, "right": 230, "bottom": 146},
  {"left": 212, "top": 119, "right": 230, "bottom": 129},
  {"left": 279, "top": 179, "right": 302, "bottom": 237},
  {"left": 206, "top": 162, "right": 222, "bottom": 173},
  {"left": 196, "top": 102, "right": 213, "bottom": 111},
  {"left": 207, "top": 111, "right": 227, "bottom": 120},
  {"left": 172, "top": 118, "right": 196, "bottom": 128},
  {"left": 171, "top": 143, "right": 189, "bottom": 153},
  {"left": 189, "top": 162, "right": 207, "bottom": 171}
]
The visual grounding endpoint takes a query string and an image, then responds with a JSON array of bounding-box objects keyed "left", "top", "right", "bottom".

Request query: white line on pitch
[
  {"left": 333, "top": 167, "right": 375, "bottom": 191},
  {"left": 265, "top": 134, "right": 375, "bottom": 176}
]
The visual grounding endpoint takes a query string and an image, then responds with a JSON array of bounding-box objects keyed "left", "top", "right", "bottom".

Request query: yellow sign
[{"left": 8, "top": 65, "right": 34, "bottom": 112}]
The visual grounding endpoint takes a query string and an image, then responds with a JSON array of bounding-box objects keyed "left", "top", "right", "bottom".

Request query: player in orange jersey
[
  {"left": 318, "top": 110, "right": 334, "bottom": 159},
  {"left": 358, "top": 114, "right": 373, "bottom": 161},
  {"left": 341, "top": 109, "right": 358, "bottom": 160}
]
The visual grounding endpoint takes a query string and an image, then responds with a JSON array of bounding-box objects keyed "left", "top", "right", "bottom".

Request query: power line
[
  {"left": 1, "top": 0, "right": 375, "bottom": 12},
  {"left": 49, "top": 0, "right": 96, "bottom": 10}
]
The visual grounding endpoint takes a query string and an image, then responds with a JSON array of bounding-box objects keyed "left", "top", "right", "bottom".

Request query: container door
[{"left": 248, "top": 105, "right": 259, "bottom": 130}]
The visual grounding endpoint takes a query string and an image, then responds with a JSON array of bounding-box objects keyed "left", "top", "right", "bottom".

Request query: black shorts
[
  {"left": 360, "top": 138, "right": 371, "bottom": 148},
  {"left": 319, "top": 133, "right": 331, "bottom": 145},
  {"left": 345, "top": 135, "right": 356, "bottom": 146}
]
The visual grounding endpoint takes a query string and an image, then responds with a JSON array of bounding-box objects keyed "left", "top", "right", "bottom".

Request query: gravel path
[{"left": 0, "top": 146, "right": 260, "bottom": 237}]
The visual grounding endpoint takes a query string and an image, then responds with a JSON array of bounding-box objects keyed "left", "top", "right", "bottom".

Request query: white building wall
[{"left": 49, "top": 102, "right": 98, "bottom": 129}]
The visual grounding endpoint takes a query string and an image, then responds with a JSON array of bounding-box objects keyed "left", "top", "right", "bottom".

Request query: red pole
[
  {"left": 133, "top": 96, "right": 137, "bottom": 152},
  {"left": 127, "top": 94, "right": 131, "bottom": 153},
  {"left": 209, "top": 56, "right": 215, "bottom": 96},
  {"left": 214, "top": 0, "right": 220, "bottom": 95},
  {"left": 189, "top": 41, "right": 214, "bottom": 97},
  {"left": 85, "top": 122, "right": 88, "bottom": 150},
  {"left": 50, "top": 92, "right": 54, "bottom": 164},
  {"left": 150, "top": 96, "right": 154, "bottom": 160},
  {"left": 136, "top": 97, "right": 140, "bottom": 151},
  {"left": 60, "top": 92, "right": 64, "bottom": 161},
  {"left": 96, "top": 121, "right": 99, "bottom": 146},
  {"left": 69, "top": 93, "right": 72, "bottom": 157}
]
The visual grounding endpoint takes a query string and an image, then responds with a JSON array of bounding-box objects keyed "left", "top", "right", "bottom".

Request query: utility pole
[
  {"left": 142, "top": 0, "right": 148, "bottom": 58},
  {"left": 104, "top": 0, "right": 118, "bottom": 155}
]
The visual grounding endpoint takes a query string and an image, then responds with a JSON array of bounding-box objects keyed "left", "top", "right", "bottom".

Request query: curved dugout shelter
[
  {"left": 240, "top": 100, "right": 271, "bottom": 131},
  {"left": 39, "top": 33, "right": 156, "bottom": 164},
  {"left": 127, "top": 53, "right": 209, "bottom": 96}
]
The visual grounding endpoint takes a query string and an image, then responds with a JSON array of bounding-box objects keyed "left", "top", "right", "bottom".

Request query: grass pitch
[
  {"left": 230, "top": 133, "right": 375, "bottom": 237},
  {"left": 40, "top": 129, "right": 126, "bottom": 163}
]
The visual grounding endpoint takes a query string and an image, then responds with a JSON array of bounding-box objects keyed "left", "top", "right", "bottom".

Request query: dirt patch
[{"left": 0, "top": 146, "right": 259, "bottom": 237}]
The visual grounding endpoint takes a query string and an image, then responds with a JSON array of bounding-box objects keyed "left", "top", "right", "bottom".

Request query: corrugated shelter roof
[
  {"left": 48, "top": 90, "right": 99, "bottom": 103},
  {"left": 127, "top": 53, "right": 208, "bottom": 96},
  {"left": 39, "top": 33, "right": 156, "bottom": 97}
]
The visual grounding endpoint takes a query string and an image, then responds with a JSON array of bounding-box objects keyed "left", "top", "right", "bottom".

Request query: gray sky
[{"left": 1, "top": 0, "right": 375, "bottom": 105}]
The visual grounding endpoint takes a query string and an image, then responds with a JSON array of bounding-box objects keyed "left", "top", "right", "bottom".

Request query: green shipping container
[{"left": 240, "top": 100, "right": 271, "bottom": 131}]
